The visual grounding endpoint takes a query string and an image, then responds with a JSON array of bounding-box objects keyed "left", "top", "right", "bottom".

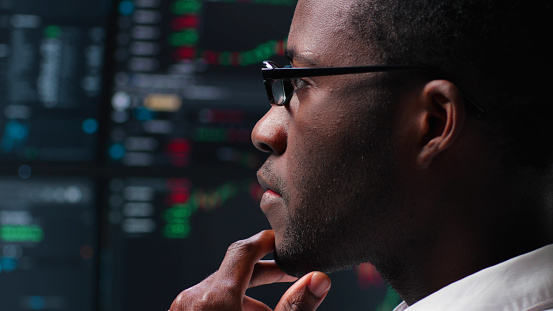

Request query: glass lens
[{"left": 271, "top": 79, "right": 286, "bottom": 105}]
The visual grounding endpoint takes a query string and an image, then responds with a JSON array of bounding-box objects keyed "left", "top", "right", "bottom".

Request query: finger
[
  {"left": 274, "top": 272, "right": 331, "bottom": 311},
  {"left": 217, "top": 230, "right": 277, "bottom": 295},
  {"left": 242, "top": 295, "right": 272, "bottom": 311},
  {"left": 249, "top": 260, "right": 298, "bottom": 288}
]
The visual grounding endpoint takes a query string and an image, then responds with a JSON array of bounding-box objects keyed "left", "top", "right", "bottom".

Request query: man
[{"left": 171, "top": 0, "right": 553, "bottom": 310}]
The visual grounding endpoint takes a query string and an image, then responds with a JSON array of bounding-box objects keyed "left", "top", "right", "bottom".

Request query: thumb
[{"left": 274, "top": 272, "right": 331, "bottom": 311}]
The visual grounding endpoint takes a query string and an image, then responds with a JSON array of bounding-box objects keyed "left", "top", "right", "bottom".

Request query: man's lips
[
  {"left": 256, "top": 171, "right": 286, "bottom": 233},
  {"left": 257, "top": 172, "right": 284, "bottom": 220},
  {"left": 256, "top": 173, "right": 282, "bottom": 196}
]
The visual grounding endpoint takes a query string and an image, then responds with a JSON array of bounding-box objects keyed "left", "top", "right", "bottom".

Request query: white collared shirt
[{"left": 394, "top": 244, "right": 553, "bottom": 311}]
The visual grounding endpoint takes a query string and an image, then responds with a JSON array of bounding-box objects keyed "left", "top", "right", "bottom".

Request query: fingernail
[{"left": 308, "top": 272, "right": 331, "bottom": 298}]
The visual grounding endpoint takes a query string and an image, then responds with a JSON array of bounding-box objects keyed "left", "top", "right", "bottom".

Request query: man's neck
[{"left": 379, "top": 175, "right": 553, "bottom": 306}]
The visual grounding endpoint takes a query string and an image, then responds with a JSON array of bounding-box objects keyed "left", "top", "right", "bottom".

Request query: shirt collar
[{"left": 394, "top": 244, "right": 553, "bottom": 311}]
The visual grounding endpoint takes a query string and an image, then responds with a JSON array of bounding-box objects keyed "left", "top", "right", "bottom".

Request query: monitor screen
[
  {"left": 0, "top": 0, "right": 109, "bottom": 163},
  {"left": 0, "top": 177, "right": 96, "bottom": 310}
]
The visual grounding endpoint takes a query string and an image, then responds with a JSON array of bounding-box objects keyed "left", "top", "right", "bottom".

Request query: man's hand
[{"left": 169, "top": 230, "right": 331, "bottom": 311}]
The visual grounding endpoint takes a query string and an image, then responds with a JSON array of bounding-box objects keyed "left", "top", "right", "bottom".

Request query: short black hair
[{"left": 349, "top": 0, "right": 552, "bottom": 168}]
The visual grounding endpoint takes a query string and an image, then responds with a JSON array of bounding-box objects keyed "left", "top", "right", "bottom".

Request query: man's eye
[{"left": 291, "top": 78, "right": 309, "bottom": 90}]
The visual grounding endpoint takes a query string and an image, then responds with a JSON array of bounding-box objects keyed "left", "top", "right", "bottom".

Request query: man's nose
[{"left": 251, "top": 106, "right": 287, "bottom": 155}]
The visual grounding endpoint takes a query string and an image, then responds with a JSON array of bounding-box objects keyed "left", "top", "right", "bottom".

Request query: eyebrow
[
  {"left": 284, "top": 48, "right": 319, "bottom": 67},
  {"left": 284, "top": 49, "right": 296, "bottom": 62}
]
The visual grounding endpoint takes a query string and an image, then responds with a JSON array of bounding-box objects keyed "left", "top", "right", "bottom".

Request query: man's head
[
  {"left": 252, "top": 0, "right": 552, "bottom": 286},
  {"left": 348, "top": 0, "right": 553, "bottom": 168}
]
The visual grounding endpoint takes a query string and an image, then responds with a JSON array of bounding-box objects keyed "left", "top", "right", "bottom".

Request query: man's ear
[{"left": 416, "top": 80, "right": 466, "bottom": 169}]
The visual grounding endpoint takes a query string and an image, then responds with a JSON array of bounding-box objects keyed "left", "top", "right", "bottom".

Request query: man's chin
[
  {"left": 273, "top": 238, "right": 361, "bottom": 278},
  {"left": 273, "top": 242, "right": 338, "bottom": 278},
  {"left": 273, "top": 248, "right": 315, "bottom": 278}
]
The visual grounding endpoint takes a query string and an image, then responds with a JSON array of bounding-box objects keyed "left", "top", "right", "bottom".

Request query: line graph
[{"left": 168, "top": 0, "right": 291, "bottom": 64}]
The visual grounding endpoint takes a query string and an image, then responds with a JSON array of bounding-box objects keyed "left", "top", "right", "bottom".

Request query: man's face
[{"left": 252, "top": 0, "right": 404, "bottom": 277}]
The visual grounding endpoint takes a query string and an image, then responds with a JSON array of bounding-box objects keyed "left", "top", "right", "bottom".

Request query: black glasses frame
[{"left": 261, "top": 60, "right": 485, "bottom": 118}]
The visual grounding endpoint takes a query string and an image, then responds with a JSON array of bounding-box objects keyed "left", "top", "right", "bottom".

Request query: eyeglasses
[{"left": 261, "top": 60, "right": 485, "bottom": 118}]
